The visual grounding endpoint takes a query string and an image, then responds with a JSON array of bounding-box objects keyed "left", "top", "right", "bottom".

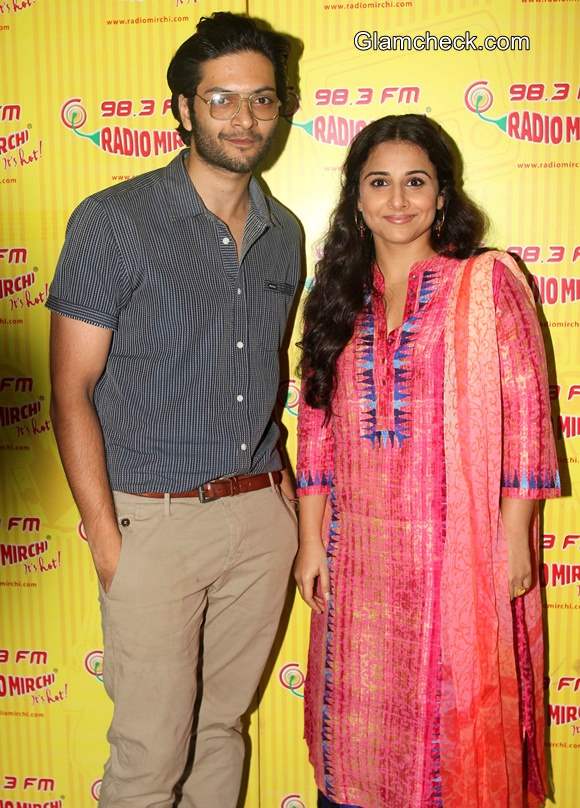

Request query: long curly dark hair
[{"left": 299, "top": 114, "right": 488, "bottom": 415}]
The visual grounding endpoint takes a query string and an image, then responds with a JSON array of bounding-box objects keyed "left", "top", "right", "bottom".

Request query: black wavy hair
[
  {"left": 299, "top": 113, "right": 488, "bottom": 415},
  {"left": 167, "top": 12, "right": 292, "bottom": 145}
]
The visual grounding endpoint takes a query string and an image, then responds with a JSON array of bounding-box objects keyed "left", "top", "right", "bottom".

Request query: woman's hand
[
  {"left": 506, "top": 531, "right": 532, "bottom": 600},
  {"left": 501, "top": 498, "right": 535, "bottom": 600},
  {"left": 295, "top": 492, "right": 329, "bottom": 613},
  {"left": 294, "top": 538, "right": 329, "bottom": 614}
]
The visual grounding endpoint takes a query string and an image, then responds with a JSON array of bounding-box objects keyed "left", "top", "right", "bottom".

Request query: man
[{"left": 48, "top": 13, "right": 301, "bottom": 807}]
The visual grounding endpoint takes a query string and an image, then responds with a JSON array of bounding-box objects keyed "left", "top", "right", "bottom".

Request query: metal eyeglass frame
[{"left": 194, "top": 91, "right": 281, "bottom": 121}]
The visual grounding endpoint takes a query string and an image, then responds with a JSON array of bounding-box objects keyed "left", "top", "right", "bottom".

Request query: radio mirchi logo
[
  {"left": 281, "top": 796, "right": 306, "bottom": 808},
  {"left": 278, "top": 379, "right": 300, "bottom": 417},
  {"left": 291, "top": 85, "right": 420, "bottom": 147},
  {"left": 84, "top": 650, "right": 104, "bottom": 683},
  {"left": 0, "top": 649, "right": 58, "bottom": 700},
  {"left": 91, "top": 779, "right": 102, "bottom": 801},
  {"left": 464, "top": 80, "right": 580, "bottom": 145},
  {"left": 60, "top": 97, "right": 183, "bottom": 158},
  {"left": 279, "top": 662, "right": 305, "bottom": 699}
]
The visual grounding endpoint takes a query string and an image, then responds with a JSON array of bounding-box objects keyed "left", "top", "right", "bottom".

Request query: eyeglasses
[{"left": 195, "top": 91, "right": 282, "bottom": 121}]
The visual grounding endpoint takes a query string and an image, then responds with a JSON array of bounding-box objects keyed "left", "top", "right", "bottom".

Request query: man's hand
[
  {"left": 89, "top": 526, "right": 123, "bottom": 593},
  {"left": 280, "top": 467, "right": 297, "bottom": 502}
]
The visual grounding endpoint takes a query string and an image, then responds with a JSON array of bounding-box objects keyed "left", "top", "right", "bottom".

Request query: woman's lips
[{"left": 384, "top": 215, "right": 415, "bottom": 224}]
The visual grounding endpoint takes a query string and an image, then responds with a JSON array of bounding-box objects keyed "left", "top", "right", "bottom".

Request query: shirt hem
[{"left": 107, "top": 463, "right": 284, "bottom": 494}]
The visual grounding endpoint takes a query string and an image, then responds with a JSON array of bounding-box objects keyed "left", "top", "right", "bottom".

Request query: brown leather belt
[{"left": 133, "top": 470, "right": 282, "bottom": 504}]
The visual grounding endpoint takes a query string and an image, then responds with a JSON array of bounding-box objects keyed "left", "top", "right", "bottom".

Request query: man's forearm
[{"left": 51, "top": 392, "right": 118, "bottom": 545}]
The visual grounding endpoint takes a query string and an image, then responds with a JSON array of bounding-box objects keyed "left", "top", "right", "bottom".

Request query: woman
[{"left": 295, "top": 114, "right": 559, "bottom": 808}]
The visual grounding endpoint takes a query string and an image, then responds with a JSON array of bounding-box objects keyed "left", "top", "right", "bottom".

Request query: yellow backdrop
[{"left": 1, "top": 1, "right": 578, "bottom": 806}]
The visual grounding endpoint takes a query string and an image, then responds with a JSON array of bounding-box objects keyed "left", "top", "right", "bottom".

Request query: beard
[{"left": 190, "top": 113, "right": 275, "bottom": 174}]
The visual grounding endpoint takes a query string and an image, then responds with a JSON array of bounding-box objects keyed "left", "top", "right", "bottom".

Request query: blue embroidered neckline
[{"left": 357, "top": 262, "right": 442, "bottom": 447}]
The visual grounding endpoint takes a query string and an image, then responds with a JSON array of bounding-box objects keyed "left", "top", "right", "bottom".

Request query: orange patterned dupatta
[{"left": 441, "top": 251, "right": 549, "bottom": 808}]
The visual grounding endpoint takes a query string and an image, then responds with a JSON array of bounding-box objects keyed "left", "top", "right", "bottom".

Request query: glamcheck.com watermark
[{"left": 354, "top": 30, "right": 531, "bottom": 52}]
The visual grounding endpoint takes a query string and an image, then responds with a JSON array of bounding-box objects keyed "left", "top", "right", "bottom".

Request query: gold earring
[
  {"left": 434, "top": 210, "right": 445, "bottom": 238},
  {"left": 355, "top": 210, "right": 367, "bottom": 239}
]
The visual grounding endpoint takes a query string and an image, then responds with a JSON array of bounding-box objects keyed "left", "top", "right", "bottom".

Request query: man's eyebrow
[
  {"left": 362, "top": 169, "right": 433, "bottom": 179},
  {"left": 202, "top": 85, "right": 277, "bottom": 94}
]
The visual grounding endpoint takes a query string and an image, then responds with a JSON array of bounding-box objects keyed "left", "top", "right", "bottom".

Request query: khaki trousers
[{"left": 98, "top": 483, "right": 297, "bottom": 808}]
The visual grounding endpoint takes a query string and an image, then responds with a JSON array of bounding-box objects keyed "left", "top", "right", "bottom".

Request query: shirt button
[
  {"left": 237, "top": 394, "right": 244, "bottom": 402},
  {"left": 237, "top": 288, "right": 242, "bottom": 295},
  {"left": 241, "top": 443, "right": 247, "bottom": 451},
  {"left": 236, "top": 341, "right": 244, "bottom": 349},
  {"left": 222, "top": 237, "right": 230, "bottom": 245}
]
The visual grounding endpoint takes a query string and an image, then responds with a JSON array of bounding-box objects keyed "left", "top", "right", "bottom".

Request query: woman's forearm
[
  {"left": 298, "top": 493, "right": 327, "bottom": 544},
  {"left": 500, "top": 497, "right": 535, "bottom": 541}
]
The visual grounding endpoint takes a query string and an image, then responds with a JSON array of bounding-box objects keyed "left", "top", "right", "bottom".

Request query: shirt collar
[{"left": 163, "top": 148, "right": 278, "bottom": 227}]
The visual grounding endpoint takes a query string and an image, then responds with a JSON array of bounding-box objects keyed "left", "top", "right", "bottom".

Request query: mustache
[{"left": 219, "top": 133, "right": 263, "bottom": 144}]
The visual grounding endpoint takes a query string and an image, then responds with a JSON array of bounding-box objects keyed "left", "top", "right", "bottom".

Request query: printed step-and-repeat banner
[{"left": 1, "top": 1, "right": 578, "bottom": 806}]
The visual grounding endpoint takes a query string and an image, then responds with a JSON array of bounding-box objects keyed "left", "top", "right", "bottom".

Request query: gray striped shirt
[{"left": 47, "top": 150, "right": 301, "bottom": 492}]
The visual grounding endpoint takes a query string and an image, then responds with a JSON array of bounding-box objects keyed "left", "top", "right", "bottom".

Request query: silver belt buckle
[{"left": 198, "top": 484, "right": 209, "bottom": 504}]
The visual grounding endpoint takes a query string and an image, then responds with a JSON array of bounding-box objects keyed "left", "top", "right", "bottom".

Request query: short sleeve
[
  {"left": 296, "top": 380, "right": 335, "bottom": 497},
  {"left": 495, "top": 259, "right": 560, "bottom": 498},
  {"left": 46, "top": 197, "right": 131, "bottom": 330}
]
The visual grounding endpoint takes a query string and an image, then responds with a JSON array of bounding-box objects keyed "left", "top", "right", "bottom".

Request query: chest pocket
[
  {"left": 265, "top": 280, "right": 294, "bottom": 295},
  {"left": 253, "top": 279, "right": 295, "bottom": 351}
]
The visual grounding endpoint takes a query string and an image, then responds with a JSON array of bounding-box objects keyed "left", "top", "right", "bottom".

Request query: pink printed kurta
[{"left": 297, "top": 252, "right": 559, "bottom": 808}]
